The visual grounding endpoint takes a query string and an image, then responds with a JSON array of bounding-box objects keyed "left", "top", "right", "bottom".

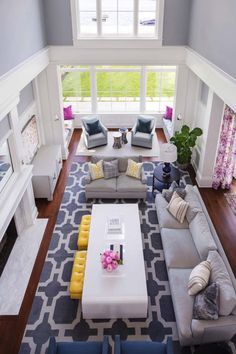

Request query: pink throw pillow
[
  {"left": 63, "top": 105, "right": 74, "bottom": 120},
  {"left": 164, "top": 106, "right": 173, "bottom": 120}
]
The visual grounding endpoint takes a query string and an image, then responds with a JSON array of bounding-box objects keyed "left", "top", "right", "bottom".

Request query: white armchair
[
  {"left": 81, "top": 115, "right": 108, "bottom": 149},
  {"left": 131, "top": 115, "right": 155, "bottom": 149}
]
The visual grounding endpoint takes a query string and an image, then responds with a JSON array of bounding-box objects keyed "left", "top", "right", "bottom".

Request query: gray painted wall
[
  {"left": 163, "top": 0, "right": 191, "bottom": 45},
  {"left": 17, "top": 82, "right": 35, "bottom": 116},
  {"left": 43, "top": 0, "right": 73, "bottom": 45},
  {"left": 188, "top": 0, "right": 236, "bottom": 79},
  {"left": 43, "top": 0, "right": 191, "bottom": 46},
  {"left": 0, "top": 0, "right": 46, "bottom": 77}
]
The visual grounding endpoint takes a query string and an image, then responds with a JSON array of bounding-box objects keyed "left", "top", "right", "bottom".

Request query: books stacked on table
[{"left": 107, "top": 217, "right": 122, "bottom": 234}]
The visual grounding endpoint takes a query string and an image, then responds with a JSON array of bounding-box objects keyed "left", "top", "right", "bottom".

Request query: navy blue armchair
[
  {"left": 114, "top": 335, "right": 174, "bottom": 354},
  {"left": 47, "top": 335, "right": 109, "bottom": 354}
]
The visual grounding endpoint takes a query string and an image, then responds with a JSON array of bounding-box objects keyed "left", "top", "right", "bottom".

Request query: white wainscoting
[
  {"left": 0, "top": 48, "right": 49, "bottom": 111},
  {"left": 49, "top": 45, "right": 186, "bottom": 66}
]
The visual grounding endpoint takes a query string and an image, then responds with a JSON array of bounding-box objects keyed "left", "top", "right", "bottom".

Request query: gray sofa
[
  {"left": 85, "top": 156, "right": 147, "bottom": 199},
  {"left": 155, "top": 185, "right": 236, "bottom": 346}
]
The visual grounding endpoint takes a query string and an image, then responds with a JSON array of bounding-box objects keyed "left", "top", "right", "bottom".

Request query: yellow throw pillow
[
  {"left": 88, "top": 160, "right": 104, "bottom": 180},
  {"left": 167, "top": 191, "right": 189, "bottom": 223},
  {"left": 188, "top": 261, "right": 211, "bottom": 296},
  {"left": 126, "top": 159, "right": 142, "bottom": 179}
]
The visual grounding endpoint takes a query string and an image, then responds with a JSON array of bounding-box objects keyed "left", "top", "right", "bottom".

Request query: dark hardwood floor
[{"left": 0, "top": 128, "right": 235, "bottom": 354}]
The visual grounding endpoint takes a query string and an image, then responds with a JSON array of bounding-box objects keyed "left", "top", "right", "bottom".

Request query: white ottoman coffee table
[{"left": 82, "top": 204, "right": 148, "bottom": 319}]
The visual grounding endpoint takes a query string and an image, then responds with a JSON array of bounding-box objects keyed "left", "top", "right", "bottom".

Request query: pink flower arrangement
[{"left": 100, "top": 249, "right": 122, "bottom": 272}]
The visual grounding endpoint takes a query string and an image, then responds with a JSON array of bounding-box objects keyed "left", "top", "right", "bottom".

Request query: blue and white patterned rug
[{"left": 19, "top": 162, "right": 234, "bottom": 354}]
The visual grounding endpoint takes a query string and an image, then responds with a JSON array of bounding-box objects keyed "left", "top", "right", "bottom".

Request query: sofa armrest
[
  {"left": 141, "top": 168, "right": 147, "bottom": 184},
  {"left": 166, "top": 337, "right": 174, "bottom": 354},
  {"left": 84, "top": 174, "right": 91, "bottom": 184},
  {"left": 192, "top": 315, "right": 236, "bottom": 343},
  {"left": 149, "top": 124, "right": 155, "bottom": 140},
  {"left": 47, "top": 337, "right": 57, "bottom": 354},
  {"left": 102, "top": 335, "right": 109, "bottom": 354},
  {"left": 131, "top": 123, "right": 137, "bottom": 136},
  {"left": 82, "top": 125, "right": 89, "bottom": 138},
  {"left": 114, "top": 335, "right": 121, "bottom": 354},
  {"left": 100, "top": 121, "right": 108, "bottom": 135}
]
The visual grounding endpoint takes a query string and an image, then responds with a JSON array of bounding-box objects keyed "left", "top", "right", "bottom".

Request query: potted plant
[{"left": 170, "top": 125, "right": 203, "bottom": 170}]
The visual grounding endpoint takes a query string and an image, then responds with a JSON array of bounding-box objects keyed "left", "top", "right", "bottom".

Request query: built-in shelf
[{"left": 32, "top": 145, "right": 62, "bottom": 201}]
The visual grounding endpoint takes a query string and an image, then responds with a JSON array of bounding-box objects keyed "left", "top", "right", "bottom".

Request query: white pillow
[
  {"left": 167, "top": 191, "right": 189, "bottom": 223},
  {"left": 188, "top": 261, "right": 211, "bottom": 296}
]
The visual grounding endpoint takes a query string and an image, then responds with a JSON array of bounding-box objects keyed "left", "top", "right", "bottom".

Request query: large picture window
[
  {"left": 73, "top": 0, "right": 163, "bottom": 38},
  {"left": 62, "top": 67, "right": 91, "bottom": 112},
  {"left": 61, "top": 65, "right": 176, "bottom": 113},
  {"left": 146, "top": 67, "right": 176, "bottom": 112},
  {"left": 96, "top": 67, "right": 141, "bottom": 112}
]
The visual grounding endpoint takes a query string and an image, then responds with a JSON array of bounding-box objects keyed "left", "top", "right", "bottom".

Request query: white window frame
[
  {"left": 70, "top": 0, "right": 165, "bottom": 48},
  {"left": 61, "top": 65, "right": 176, "bottom": 114}
]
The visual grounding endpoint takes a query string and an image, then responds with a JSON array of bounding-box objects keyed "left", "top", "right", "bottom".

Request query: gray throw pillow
[
  {"left": 162, "top": 188, "right": 186, "bottom": 203},
  {"left": 193, "top": 282, "right": 219, "bottom": 320},
  {"left": 103, "top": 159, "right": 119, "bottom": 179},
  {"left": 162, "top": 181, "right": 186, "bottom": 202},
  {"left": 185, "top": 185, "right": 203, "bottom": 223}
]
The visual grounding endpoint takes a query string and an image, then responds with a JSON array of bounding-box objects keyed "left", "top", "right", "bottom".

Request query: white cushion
[
  {"left": 185, "top": 185, "right": 203, "bottom": 223},
  {"left": 188, "top": 261, "right": 211, "bottom": 296},
  {"left": 167, "top": 191, "right": 189, "bottom": 223},
  {"left": 207, "top": 250, "right": 236, "bottom": 316},
  {"left": 189, "top": 212, "right": 217, "bottom": 260}
]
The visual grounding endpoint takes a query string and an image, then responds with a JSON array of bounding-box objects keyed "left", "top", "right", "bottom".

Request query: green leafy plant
[{"left": 170, "top": 125, "right": 203, "bottom": 166}]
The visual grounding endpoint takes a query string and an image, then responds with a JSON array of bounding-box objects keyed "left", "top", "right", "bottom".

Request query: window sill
[
  {"left": 73, "top": 38, "right": 163, "bottom": 49},
  {"left": 73, "top": 112, "right": 165, "bottom": 116}
]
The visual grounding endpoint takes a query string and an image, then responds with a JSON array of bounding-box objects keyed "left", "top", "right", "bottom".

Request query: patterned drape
[{"left": 212, "top": 105, "right": 236, "bottom": 189}]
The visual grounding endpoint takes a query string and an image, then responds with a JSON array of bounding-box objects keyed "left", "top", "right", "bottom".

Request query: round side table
[
  {"left": 119, "top": 128, "right": 128, "bottom": 144},
  {"left": 152, "top": 163, "right": 180, "bottom": 193},
  {"left": 112, "top": 132, "right": 122, "bottom": 149}
]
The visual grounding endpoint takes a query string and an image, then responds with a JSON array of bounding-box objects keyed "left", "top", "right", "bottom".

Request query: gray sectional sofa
[
  {"left": 155, "top": 185, "right": 236, "bottom": 346},
  {"left": 85, "top": 156, "right": 147, "bottom": 199}
]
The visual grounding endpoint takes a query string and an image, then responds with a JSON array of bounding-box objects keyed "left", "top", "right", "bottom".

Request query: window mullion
[
  {"left": 159, "top": 72, "right": 163, "bottom": 113},
  {"left": 133, "top": 0, "right": 138, "bottom": 37},
  {"left": 110, "top": 73, "right": 112, "bottom": 112},
  {"left": 97, "top": 0, "right": 102, "bottom": 36},
  {"left": 90, "top": 66, "right": 97, "bottom": 113},
  {"left": 117, "top": 0, "right": 119, "bottom": 35},
  {"left": 140, "top": 66, "right": 146, "bottom": 112},
  {"left": 155, "top": 0, "right": 159, "bottom": 37}
]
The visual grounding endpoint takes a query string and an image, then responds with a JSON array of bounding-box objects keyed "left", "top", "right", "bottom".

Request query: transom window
[
  {"left": 61, "top": 65, "right": 176, "bottom": 114},
  {"left": 74, "top": 0, "right": 163, "bottom": 38}
]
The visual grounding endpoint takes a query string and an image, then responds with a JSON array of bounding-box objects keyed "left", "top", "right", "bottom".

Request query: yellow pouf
[
  {"left": 69, "top": 251, "right": 87, "bottom": 299},
  {"left": 77, "top": 215, "right": 91, "bottom": 250}
]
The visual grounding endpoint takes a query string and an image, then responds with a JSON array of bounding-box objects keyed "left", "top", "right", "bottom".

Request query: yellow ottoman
[
  {"left": 69, "top": 251, "right": 87, "bottom": 299},
  {"left": 77, "top": 215, "right": 91, "bottom": 250}
]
